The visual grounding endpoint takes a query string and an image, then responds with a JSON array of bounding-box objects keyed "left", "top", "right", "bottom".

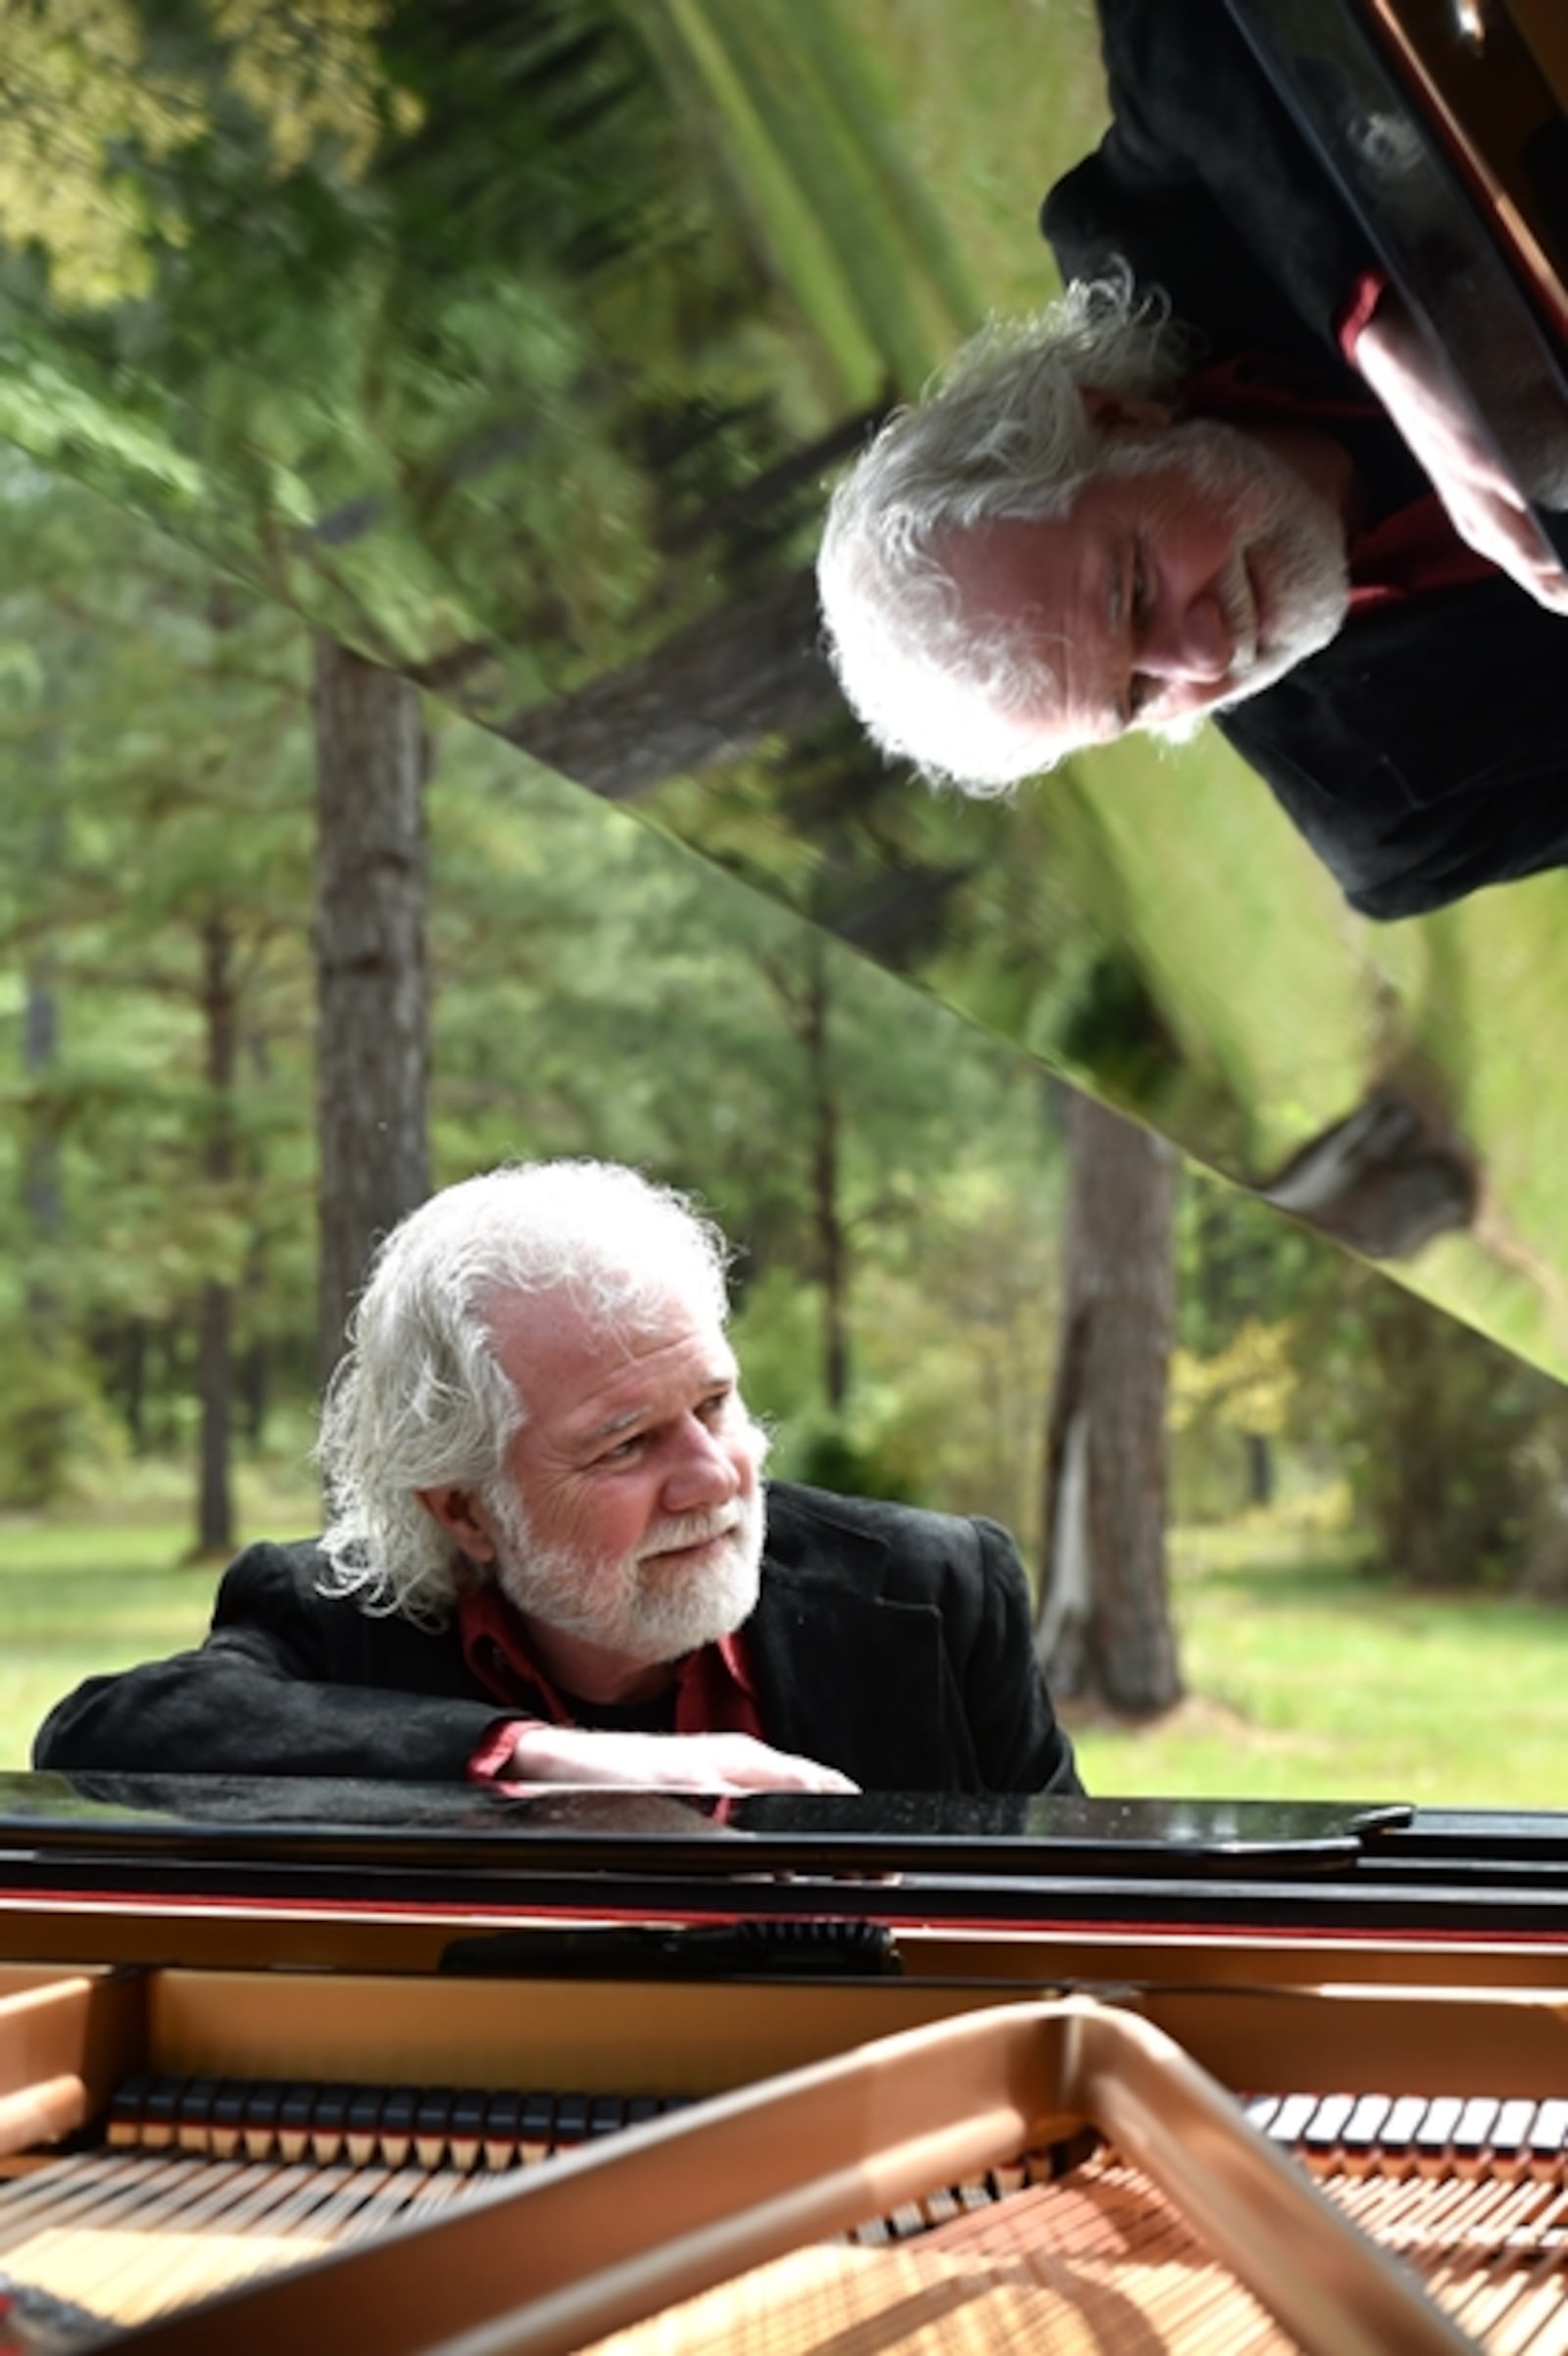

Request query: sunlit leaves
[
  {"left": 0, "top": 0, "right": 204, "bottom": 305},
  {"left": 1170, "top": 1317, "right": 1297, "bottom": 1441},
  {"left": 0, "top": 0, "right": 422, "bottom": 311},
  {"left": 210, "top": 0, "right": 422, "bottom": 182}
]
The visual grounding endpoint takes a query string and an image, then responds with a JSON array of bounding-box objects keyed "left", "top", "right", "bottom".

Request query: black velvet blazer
[{"left": 32, "top": 1482, "right": 1080, "bottom": 1797}]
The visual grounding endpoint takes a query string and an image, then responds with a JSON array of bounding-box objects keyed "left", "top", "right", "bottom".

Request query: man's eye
[
  {"left": 1131, "top": 543, "right": 1152, "bottom": 625},
  {"left": 698, "top": 1391, "right": 732, "bottom": 1425},
  {"left": 598, "top": 1434, "right": 645, "bottom": 1465}
]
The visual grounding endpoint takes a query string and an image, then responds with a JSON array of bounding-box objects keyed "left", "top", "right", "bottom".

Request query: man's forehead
[
  {"left": 941, "top": 510, "right": 1118, "bottom": 750},
  {"left": 491, "top": 1285, "right": 733, "bottom": 1409},
  {"left": 941, "top": 510, "right": 1083, "bottom": 610}
]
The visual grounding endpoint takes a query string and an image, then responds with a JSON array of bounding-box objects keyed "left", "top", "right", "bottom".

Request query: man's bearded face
[
  {"left": 484, "top": 1453, "right": 766, "bottom": 1667},
  {"left": 941, "top": 413, "right": 1351, "bottom": 759},
  {"left": 1116, "top": 417, "right": 1353, "bottom": 734}
]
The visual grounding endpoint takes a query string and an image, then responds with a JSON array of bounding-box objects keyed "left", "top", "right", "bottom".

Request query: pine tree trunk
[
  {"left": 803, "top": 940, "right": 850, "bottom": 1415},
  {"left": 195, "top": 1276, "right": 232, "bottom": 1557},
  {"left": 1037, "top": 1092, "right": 1181, "bottom": 1713},
  {"left": 313, "top": 638, "right": 430, "bottom": 1389},
  {"left": 194, "top": 913, "right": 236, "bottom": 1557},
  {"left": 499, "top": 567, "right": 837, "bottom": 801},
  {"left": 17, "top": 945, "right": 67, "bottom": 1504}
]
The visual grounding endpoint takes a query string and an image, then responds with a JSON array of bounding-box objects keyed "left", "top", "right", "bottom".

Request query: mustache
[
  {"left": 638, "top": 1504, "right": 748, "bottom": 1558},
  {"left": 1218, "top": 552, "right": 1259, "bottom": 676}
]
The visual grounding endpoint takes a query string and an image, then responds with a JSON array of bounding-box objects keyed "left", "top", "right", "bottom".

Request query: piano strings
[
  {"left": 9, "top": 2061, "right": 1568, "bottom": 2348},
  {"left": 0, "top": 2070, "right": 1076, "bottom": 2344}
]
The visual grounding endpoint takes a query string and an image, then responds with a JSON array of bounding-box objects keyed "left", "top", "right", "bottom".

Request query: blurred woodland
[{"left": 6, "top": 466, "right": 1568, "bottom": 1625}]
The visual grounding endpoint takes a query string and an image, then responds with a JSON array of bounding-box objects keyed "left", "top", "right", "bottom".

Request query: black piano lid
[
  {"left": 0, "top": 1773, "right": 1411, "bottom": 1880},
  {"left": 20, "top": 1780, "right": 1568, "bottom": 1937},
  {"left": 1223, "top": 0, "right": 1568, "bottom": 562}
]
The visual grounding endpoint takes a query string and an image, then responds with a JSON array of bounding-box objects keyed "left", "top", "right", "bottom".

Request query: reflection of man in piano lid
[
  {"left": 817, "top": 0, "right": 1568, "bottom": 923},
  {"left": 33, "top": 1161, "right": 1080, "bottom": 1800}
]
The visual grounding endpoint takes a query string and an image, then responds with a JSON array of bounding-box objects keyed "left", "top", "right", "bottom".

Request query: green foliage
[
  {"left": 776, "top": 1416, "right": 919, "bottom": 1508},
  {"left": 0, "top": 0, "right": 844, "bottom": 691},
  {"left": 0, "top": 473, "right": 317, "bottom": 1506},
  {"left": 0, "top": 1338, "right": 126, "bottom": 1509},
  {"left": 1174, "top": 1166, "right": 1568, "bottom": 1589},
  {"left": 1055, "top": 950, "right": 1181, "bottom": 1108},
  {"left": 1328, "top": 1280, "right": 1555, "bottom": 1592}
]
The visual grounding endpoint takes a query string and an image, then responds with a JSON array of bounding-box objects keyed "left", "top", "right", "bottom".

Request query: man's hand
[
  {"left": 1354, "top": 294, "right": 1568, "bottom": 614},
  {"left": 505, "top": 1724, "right": 859, "bottom": 1794}
]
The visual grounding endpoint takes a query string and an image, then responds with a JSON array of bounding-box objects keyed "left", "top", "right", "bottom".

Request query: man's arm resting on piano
[
  {"left": 33, "top": 1661, "right": 860, "bottom": 1788},
  {"left": 31, "top": 1539, "right": 534, "bottom": 1780},
  {"left": 29, "top": 1541, "right": 862, "bottom": 1789},
  {"left": 32, "top": 1648, "right": 514, "bottom": 1780}
]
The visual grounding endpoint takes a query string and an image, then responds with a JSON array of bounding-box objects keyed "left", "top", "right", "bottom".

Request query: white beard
[
  {"left": 1112, "top": 417, "right": 1351, "bottom": 735},
  {"left": 485, "top": 1468, "right": 766, "bottom": 1668}
]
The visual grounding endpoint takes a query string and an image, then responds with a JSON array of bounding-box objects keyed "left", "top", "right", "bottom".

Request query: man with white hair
[
  {"left": 817, "top": 0, "right": 1568, "bottom": 921},
  {"left": 35, "top": 1161, "right": 1079, "bottom": 1797}
]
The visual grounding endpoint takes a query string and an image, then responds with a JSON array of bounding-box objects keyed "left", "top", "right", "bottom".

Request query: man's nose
[
  {"left": 1138, "top": 590, "right": 1232, "bottom": 684},
  {"left": 662, "top": 1415, "right": 741, "bottom": 1512}
]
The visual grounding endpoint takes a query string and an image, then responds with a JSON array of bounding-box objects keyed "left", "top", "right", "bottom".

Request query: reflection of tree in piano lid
[{"left": 0, "top": 0, "right": 858, "bottom": 702}]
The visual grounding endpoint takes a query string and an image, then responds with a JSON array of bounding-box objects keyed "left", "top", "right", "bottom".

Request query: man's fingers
[
  {"left": 690, "top": 1734, "right": 858, "bottom": 1792},
  {"left": 718, "top": 1743, "right": 859, "bottom": 1794},
  {"left": 1486, "top": 524, "right": 1568, "bottom": 613},
  {"left": 511, "top": 1726, "right": 858, "bottom": 1794},
  {"left": 1439, "top": 485, "right": 1568, "bottom": 612}
]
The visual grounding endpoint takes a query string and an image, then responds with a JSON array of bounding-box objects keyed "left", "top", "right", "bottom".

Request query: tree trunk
[
  {"left": 803, "top": 938, "right": 849, "bottom": 1414},
  {"left": 1245, "top": 1431, "right": 1273, "bottom": 1507},
  {"left": 194, "top": 913, "right": 236, "bottom": 1558},
  {"left": 498, "top": 567, "right": 838, "bottom": 802},
  {"left": 1036, "top": 1092, "right": 1181, "bottom": 1714},
  {"left": 195, "top": 1276, "right": 232, "bottom": 1557},
  {"left": 22, "top": 959, "right": 61, "bottom": 1251},
  {"left": 313, "top": 637, "right": 430, "bottom": 1389},
  {"left": 122, "top": 1318, "right": 148, "bottom": 1454},
  {"left": 16, "top": 938, "right": 68, "bottom": 1505}
]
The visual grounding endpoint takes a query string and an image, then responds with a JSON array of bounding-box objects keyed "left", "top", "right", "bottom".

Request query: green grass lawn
[
  {"left": 4, "top": 1504, "right": 1564, "bottom": 1803},
  {"left": 1072, "top": 1525, "right": 1568, "bottom": 1808}
]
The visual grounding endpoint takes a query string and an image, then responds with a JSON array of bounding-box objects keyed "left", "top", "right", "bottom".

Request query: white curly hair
[{"left": 316, "top": 1160, "right": 733, "bottom": 1627}]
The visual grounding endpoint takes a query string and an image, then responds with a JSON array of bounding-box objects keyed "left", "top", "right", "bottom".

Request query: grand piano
[{"left": 2, "top": 1, "right": 1568, "bottom": 2350}]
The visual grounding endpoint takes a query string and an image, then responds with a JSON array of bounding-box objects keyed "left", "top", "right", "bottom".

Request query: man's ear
[
  {"left": 1080, "top": 384, "right": 1176, "bottom": 434},
  {"left": 416, "top": 1485, "right": 497, "bottom": 1564}
]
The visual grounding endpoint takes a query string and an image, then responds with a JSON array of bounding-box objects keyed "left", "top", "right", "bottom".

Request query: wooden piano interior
[{"left": 5, "top": 1941, "right": 1568, "bottom": 2354}]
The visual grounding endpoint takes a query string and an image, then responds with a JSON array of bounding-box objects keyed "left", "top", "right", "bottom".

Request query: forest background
[
  {"left": 7, "top": 458, "right": 1568, "bottom": 1803},
  {"left": 4, "top": 0, "right": 1568, "bottom": 1803}
]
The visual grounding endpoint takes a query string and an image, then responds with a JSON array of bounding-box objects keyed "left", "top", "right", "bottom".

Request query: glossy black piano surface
[{"left": 8, "top": 1776, "right": 1568, "bottom": 1943}]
